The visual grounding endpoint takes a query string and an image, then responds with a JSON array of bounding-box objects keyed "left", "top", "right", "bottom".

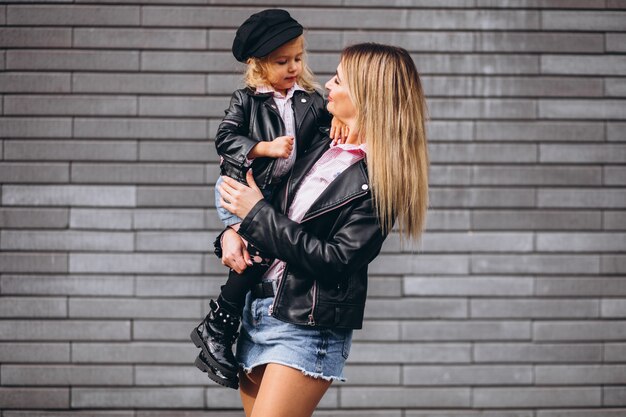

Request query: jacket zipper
[{"left": 308, "top": 280, "right": 318, "bottom": 326}]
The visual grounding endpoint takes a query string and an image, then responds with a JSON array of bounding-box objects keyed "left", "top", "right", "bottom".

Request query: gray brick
[
  {"left": 472, "top": 166, "right": 600, "bottom": 186},
  {"left": 535, "top": 321, "right": 626, "bottom": 341},
  {"left": 477, "top": 32, "right": 602, "bottom": 53},
  {"left": 404, "top": 276, "right": 533, "bottom": 296},
  {"left": 386, "top": 232, "right": 533, "bottom": 253},
  {"left": 536, "top": 365, "right": 626, "bottom": 385},
  {"left": 4, "top": 140, "right": 137, "bottom": 161},
  {"left": 136, "top": 186, "right": 212, "bottom": 207},
  {"left": 473, "top": 387, "right": 601, "bottom": 407},
  {"left": 136, "top": 413, "right": 242, "bottom": 417},
  {"left": 74, "top": 73, "right": 206, "bottom": 95},
  {"left": 135, "top": 364, "right": 218, "bottom": 386},
  {"left": 69, "top": 297, "right": 201, "bottom": 319},
  {"left": 72, "top": 387, "right": 204, "bottom": 408},
  {"left": 141, "top": 51, "right": 237, "bottom": 72},
  {"left": 430, "top": 98, "right": 536, "bottom": 119},
  {"left": 0, "top": 208, "right": 69, "bottom": 229},
  {"left": 70, "top": 208, "right": 133, "bottom": 230},
  {"left": 133, "top": 209, "right": 206, "bottom": 230},
  {"left": 4, "top": 412, "right": 134, "bottom": 417},
  {"left": 140, "top": 96, "right": 227, "bottom": 117},
  {"left": 606, "top": 166, "right": 626, "bottom": 185},
  {"left": 0, "top": 162, "right": 69, "bottom": 183},
  {"left": 141, "top": 6, "right": 250, "bottom": 27},
  {"left": 602, "top": 255, "right": 626, "bottom": 273},
  {"left": 472, "top": 209, "right": 602, "bottom": 230},
  {"left": 341, "top": 387, "right": 470, "bottom": 408},
  {"left": 370, "top": 255, "right": 469, "bottom": 275},
  {"left": 205, "top": 386, "right": 256, "bottom": 408},
  {"left": 474, "top": 75, "right": 603, "bottom": 97},
  {"left": 7, "top": 5, "right": 140, "bottom": 26},
  {"left": 207, "top": 74, "right": 248, "bottom": 95},
  {"left": 0, "top": 27, "right": 70, "bottom": 47},
  {"left": 0, "top": 320, "right": 130, "bottom": 341},
  {"left": 368, "top": 277, "right": 403, "bottom": 297},
  {"left": 422, "top": 75, "right": 475, "bottom": 97},
  {"left": 607, "top": 33, "right": 626, "bottom": 52},
  {"left": 353, "top": 321, "right": 400, "bottom": 341},
  {"left": 608, "top": 122, "right": 626, "bottom": 141},
  {"left": 344, "top": 31, "right": 474, "bottom": 52},
  {"left": 540, "top": 99, "right": 626, "bottom": 119},
  {"left": 139, "top": 141, "right": 213, "bottom": 162},
  {"left": 407, "top": 412, "right": 532, "bottom": 417},
  {"left": 75, "top": 28, "right": 206, "bottom": 49},
  {"left": 537, "top": 277, "right": 626, "bottom": 296},
  {"left": 405, "top": 365, "right": 532, "bottom": 385},
  {"left": 343, "top": 365, "right": 400, "bottom": 385},
  {"left": 0, "top": 297, "right": 66, "bottom": 318},
  {"left": 2, "top": 185, "right": 135, "bottom": 206},
  {"left": 318, "top": 412, "right": 402, "bottom": 417},
  {"left": 0, "top": 117, "right": 71, "bottom": 137},
  {"left": 471, "top": 299, "right": 599, "bottom": 318},
  {"left": 72, "top": 342, "right": 195, "bottom": 363},
  {"left": 431, "top": 188, "right": 536, "bottom": 208},
  {"left": 538, "top": 233, "right": 626, "bottom": 251},
  {"left": 1, "top": 274, "right": 134, "bottom": 296},
  {"left": 133, "top": 320, "right": 197, "bottom": 341},
  {"left": 0, "top": 342, "right": 69, "bottom": 363},
  {"left": 424, "top": 210, "right": 470, "bottom": 230},
  {"left": 349, "top": 342, "right": 470, "bottom": 364},
  {"left": 606, "top": 78, "right": 626, "bottom": 96},
  {"left": 539, "top": 144, "right": 626, "bottom": 163},
  {"left": 403, "top": 320, "right": 531, "bottom": 341},
  {"left": 602, "top": 299, "right": 626, "bottom": 317},
  {"left": 5, "top": 95, "right": 136, "bottom": 116},
  {"left": 605, "top": 212, "right": 626, "bottom": 230},
  {"left": 542, "top": 56, "right": 626, "bottom": 75},
  {"left": 70, "top": 253, "right": 203, "bottom": 274},
  {"left": 476, "top": 121, "right": 604, "bottom": 142},
  {"left": 71, "top": 163, "right": 205, "bottom": 184},
  {"left": 472, "top": 254, "right": 599, "bottom": 274},
  {"left": 426, "top": 166, "right": 471, "bottom": 186},
  {"left": 537, "top": 410, "right": 626, "bottom": 417},
  {"left": 430, "top": 144, "right": 536, "bottom": 163},
  {"left": 427, "top": 121, "right": 474, "bottom": 141},
  {"left": 0, "top": 388, "right": 69, "bottom": 409},
  {"left": 7, "top": 50, "right": 139, "bottom": 71},
  {"left": 74, "top": 118, "right": 206, "bottom": 139},
  {"left": 1, "top": 230, "right": 134, "bottom": 251},
  {"left": 365, "top": 298, "right": 466, "bottom": 319},
  {"left": 543, "top": 10, "right": 626, "bottom": 30},
  {"left": 409, "top": 53, "right": 539, "bottom": 75},
  {"left": 0, "top": 72, "right": 70, "bottom": 93},
  {"left": 0, "top": 253, "right": 67, "bottom": 273},
  {"left": 539, "top": 189, "right": 626, "bottom": 208},
  {"left": 605, "top": 343, "right": 626, "bottom": 362},
  {"left": 474, "top": 343, "right": 602, "bottom": 363},
  {"left": 136, "top": 232, "right": 210, "bottom": 252},
  {"left": 1, "top": 365, "right": 132, "bottom": 385}
]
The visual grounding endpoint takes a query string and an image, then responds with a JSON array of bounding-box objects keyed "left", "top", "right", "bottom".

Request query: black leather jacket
[
  {"left": 216, "top": 132, "right": 389, "bottom": 329},
  {"left": 215, "top": 87, "right": 331, "bottom": 188}
]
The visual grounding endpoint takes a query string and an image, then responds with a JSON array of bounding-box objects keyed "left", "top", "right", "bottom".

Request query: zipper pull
[
  {"left": 308, "top": 314, "right": 315, "bottom": 326},
  {"left": 268, "top": 304, "right": 273, "bottom": 316}
]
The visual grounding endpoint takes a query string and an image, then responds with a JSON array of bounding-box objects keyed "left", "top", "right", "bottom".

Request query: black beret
[{"left": 232, "top": 9, "right": 303, "bottom": 63}]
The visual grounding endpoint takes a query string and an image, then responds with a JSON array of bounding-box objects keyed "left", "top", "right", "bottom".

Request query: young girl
[{"left": 190, "top": 9, "right": 346, "bottom": 389}]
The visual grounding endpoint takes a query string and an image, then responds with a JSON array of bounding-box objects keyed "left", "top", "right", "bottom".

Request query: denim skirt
[{"left": 235, "top": 291, "right": 353, "bottom": 382}]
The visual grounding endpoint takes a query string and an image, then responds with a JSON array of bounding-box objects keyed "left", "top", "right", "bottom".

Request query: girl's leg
[
  {"left": 248, "top": 363, "right": 332, "bottom": 417},
  {"left": 239, "top": 365, "right": 266, "bottom": 417}
]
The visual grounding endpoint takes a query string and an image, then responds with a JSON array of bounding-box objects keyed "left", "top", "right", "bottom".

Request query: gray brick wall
[{"left": 0, "top": 0, "right": 625, "bottom": 415}]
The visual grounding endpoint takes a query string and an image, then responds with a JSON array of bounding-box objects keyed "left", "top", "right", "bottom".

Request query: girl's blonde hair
[
  {"left": 243, "top": 36, "right": 320, "bottom": 92},
  {"left": 341, "top": 43, "right": 429, "bottom": 240}
]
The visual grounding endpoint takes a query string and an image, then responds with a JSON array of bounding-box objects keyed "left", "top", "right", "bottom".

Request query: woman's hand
[
  {"left": 330, "top": 117, "right": 349, "bottom": 145},
  {"left": 218, "top": 170, "right": 264, "bottom": 220},
  {"left": 221, "top": 227, "right": 252, "bottom": 273}
]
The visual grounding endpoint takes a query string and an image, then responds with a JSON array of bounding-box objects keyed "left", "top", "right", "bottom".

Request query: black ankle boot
[{"left": 190, "top": 295, "right": 240, "bottom": 388}]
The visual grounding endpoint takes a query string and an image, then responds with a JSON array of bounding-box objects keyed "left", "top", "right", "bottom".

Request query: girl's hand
[
  {"left": 267, "top": 135, "right": 294, "bottom": 158},
  {"left": 218, "top": 170, "right": 264, "bottom": 220},
  {"left": 330, "top": 117, "right": 349, "bottom": 145},
  {"left": 221, "top": 227, "right": 252, "bottom": 273}
]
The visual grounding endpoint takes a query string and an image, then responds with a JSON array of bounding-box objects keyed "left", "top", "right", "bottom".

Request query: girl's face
[
  {"left": 325, "top": 63, "right": 357, "bottom": 123},
  {"left": 266, "top": 37, "right": 304, "bottom": 95}
]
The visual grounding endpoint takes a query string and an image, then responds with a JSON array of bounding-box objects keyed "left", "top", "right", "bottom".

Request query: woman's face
[{"left": 325, "top": 63, "right": 357, "bottom": 123}]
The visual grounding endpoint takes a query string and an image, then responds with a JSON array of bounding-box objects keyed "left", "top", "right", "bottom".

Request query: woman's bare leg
[
  {"left": 249, "top": 363, "right": 332, "bottom": 417},
  {"left": 239, "top": 365, "right": 266, "bottom": 417}
]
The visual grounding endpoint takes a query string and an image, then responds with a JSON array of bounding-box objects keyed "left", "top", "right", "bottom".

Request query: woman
[{"left": 216, "top": 43, "right": 429, "bottom": 417}]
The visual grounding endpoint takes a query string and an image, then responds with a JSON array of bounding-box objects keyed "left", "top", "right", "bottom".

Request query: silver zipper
[{"left": 308, "top": 280, "right": 318, "bottom": 326}]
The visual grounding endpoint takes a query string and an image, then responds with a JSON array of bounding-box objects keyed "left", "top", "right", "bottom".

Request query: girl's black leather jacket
[
  {"left": 215, "top": 87, "right": 330, "bottom": 188},
  {"left": 215, "top": 132, "right": 390, "bottom": 329}
]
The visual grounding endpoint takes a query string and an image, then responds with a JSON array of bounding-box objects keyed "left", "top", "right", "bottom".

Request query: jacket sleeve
[
  {"left": 316, "top": 94, "right": 332, "bottom": 129},
  {"left": 214, "top": 89, "right": 259, "bottom": 168},
  {"left": 236, "top": 197, "right": 387, "bottom": 285}
]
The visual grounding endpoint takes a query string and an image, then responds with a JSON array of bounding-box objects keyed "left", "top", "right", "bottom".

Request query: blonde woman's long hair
[
  {"left": 244, "top": 35, "right": 320, "bottom": 93},
  {"left": 341, "top": 43, "right": 429, "bottom": 240}
]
